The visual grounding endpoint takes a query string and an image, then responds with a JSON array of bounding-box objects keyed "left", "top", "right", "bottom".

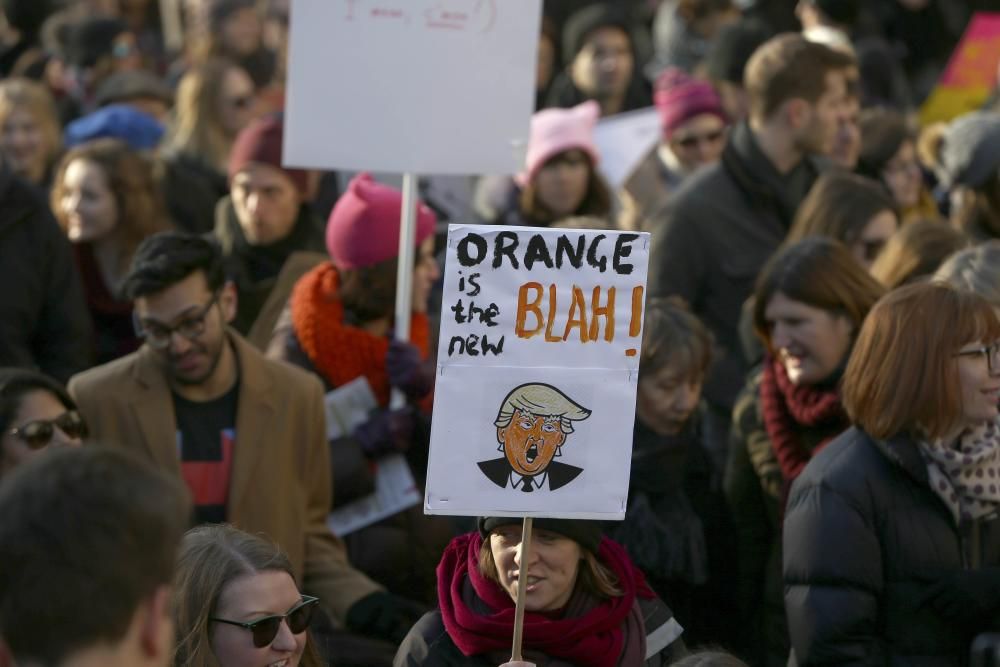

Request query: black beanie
[
  {"left": 65, "top": 17, "right": 126, "bottom": 68},
  {"left": 561, "top": 3, "right": 632, "bottom": 66},
  {"left": 704, "top": 18, "right": 771, "bottom": 85},
  {"left": 478, "top": 517, "right": 602, "bottom": 554},
  {"left": 813, "top": 0, "right": 861, "bottom": 28}
]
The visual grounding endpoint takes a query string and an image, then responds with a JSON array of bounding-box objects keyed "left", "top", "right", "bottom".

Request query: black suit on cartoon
[{"left": 477, "top": 457, "right": 583, "bottom": 492}]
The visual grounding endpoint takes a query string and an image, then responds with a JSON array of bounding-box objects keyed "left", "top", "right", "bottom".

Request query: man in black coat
[
  {"left": 0, "top": 165, "right": 91, "bottom": 382},
  {"left": 648, "top": 34, "right": 855, "bottom": 472}
]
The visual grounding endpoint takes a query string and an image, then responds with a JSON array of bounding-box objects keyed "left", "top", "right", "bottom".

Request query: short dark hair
[
  {"left": 744, "top": 33, "right": 855, "bottom": 121},
  {"left": 0, "top": 447, "right": 190, "bottom": 665},
  {"left": 0, "top": 367, "right": 75, "bottom": 435},
  {"left": 121, "top": 231, "right": 225, "bottom": 300}
]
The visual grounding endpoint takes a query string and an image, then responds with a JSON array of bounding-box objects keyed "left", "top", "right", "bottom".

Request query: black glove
[
  {"left": 352, "top": 407, "right": 415, "bottom": 459},
  {"left": 386, "top": 338, "right": 434, "bottom": 400},
  {"left": 345, "top": 591, "right": 429, "bottom": 644},
  {"left": 917, "top": 568, "right": 1000, "bottom": 622}
]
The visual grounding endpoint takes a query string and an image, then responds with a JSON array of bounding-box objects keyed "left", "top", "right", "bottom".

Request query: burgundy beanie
[
  {"left": 326, "top": 173, "right": 437, "bottom": 270},
  {"left": 654, "top": 68, "right": 726, "bottom": 139},
  {"left": 228, "top": 113, "right": 309, "bottom": 195}
]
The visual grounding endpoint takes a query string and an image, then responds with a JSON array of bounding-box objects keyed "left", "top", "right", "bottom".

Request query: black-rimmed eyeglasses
[
  {"left": 133, "top": 294, "right": 218, "bottom": 350},
  {"left": 955, "top": 342, "right": 1000, "bottom": 374}
]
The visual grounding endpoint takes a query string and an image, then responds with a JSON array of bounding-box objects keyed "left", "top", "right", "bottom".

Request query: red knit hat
[
  {"left": 654, "top": 68, "right": 726, "bottom": 139},
  {"left": 326, "top": 173, "right": 437, "bottom": 270},
  {"left": 228, "top": 113, "right": 309, "bottom": 195}
]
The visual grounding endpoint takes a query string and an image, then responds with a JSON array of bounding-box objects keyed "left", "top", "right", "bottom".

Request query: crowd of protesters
[{"left": 3, "top": 0, "right": 1000, "bottom": 666}]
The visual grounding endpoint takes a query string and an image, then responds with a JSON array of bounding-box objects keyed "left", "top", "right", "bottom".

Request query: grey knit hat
[{"left": 940, "top": 111, "right": 1000, "bottom": 190}]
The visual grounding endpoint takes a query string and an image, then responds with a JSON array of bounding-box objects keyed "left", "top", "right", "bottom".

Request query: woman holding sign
[
  {"left": 269, "top": 172, "right": 453, "bottom": 606},
  {"left": 724, "top": 238, "right": 885, "bottom": 666},
  {"left": 394, "top": 518, "right": 687, "bottom": 666}
]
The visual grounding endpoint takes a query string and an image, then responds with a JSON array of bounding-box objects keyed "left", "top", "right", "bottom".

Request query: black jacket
[
  {"left": 783, "top": 426, "right": 1000, "bottom": 666},
  {"left": 394, "top": 595, "right": 686, "bottom": 666},
  {"left": 648, "top": 123, "right": 826, "bottom": 411},
  {"left": 0, "top": 168, "right": 92, "bottom": 382}
]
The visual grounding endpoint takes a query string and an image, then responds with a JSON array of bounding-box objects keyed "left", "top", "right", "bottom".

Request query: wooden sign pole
[{"left": 510, "top": 516, "right": 534, "bottom": 661}]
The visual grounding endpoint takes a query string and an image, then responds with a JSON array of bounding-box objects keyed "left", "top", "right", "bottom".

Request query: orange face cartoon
[{"left": 497, "top": 410, "right": 567, "bottom": 477}]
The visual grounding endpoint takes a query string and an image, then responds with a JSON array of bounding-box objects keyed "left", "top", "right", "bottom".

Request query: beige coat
[{"left": 68, "top": 331, "right": 381, "bottom": 621}]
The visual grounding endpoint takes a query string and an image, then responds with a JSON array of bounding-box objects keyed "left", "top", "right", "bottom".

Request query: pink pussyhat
[
  {"left": 518, "top": 100, "right": 601, "bottom": 187},
  {"left": 325, "top": 172, "right": 437, "bottom": 270}
]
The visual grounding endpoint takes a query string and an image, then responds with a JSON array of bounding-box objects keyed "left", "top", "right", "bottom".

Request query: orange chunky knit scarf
[{"left": 290, "top": 262, "right": 430, "bottom": 407}]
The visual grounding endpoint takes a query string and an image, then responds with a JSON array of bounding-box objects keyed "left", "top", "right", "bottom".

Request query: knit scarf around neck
[
  {"left": 437, "top": 532, "right": 654, "bottom": 667},
  {"left": 289, "top": 262, "right": 429, "bottom": 407},
  {"left": 760, "top": 355, "right": 847, "bottom": 483},
  {"left": 919, "top": 418, "right": 1000, "bottom": 524}
]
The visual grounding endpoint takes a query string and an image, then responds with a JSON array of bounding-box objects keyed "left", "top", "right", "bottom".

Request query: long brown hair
[
  {"left": 172, "top": 524, "right": 324, "bottom": 667},
  {"left": 870, "top": 220, "right": 968, "bottom": 289}
]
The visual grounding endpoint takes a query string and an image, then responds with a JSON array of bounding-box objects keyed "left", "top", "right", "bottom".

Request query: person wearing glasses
[
  {"left": 0, "top": 368, "right": 86, "bottom": 480},
  {"left": 783, "top": 282, "right": 1000, "bottom": 665},
  {"left": 68, "top": 231, "right": 414, "bottom": 665},
  {"left": 172, "top": 524, "right": 325, "bottom": 666},
  {"left": 725, "top": 238, "right": 884, "bottom": 666},
  {"left": 619, "top": 68, "right": 728, "bottom": 233},
  {"left": 785, "top": 171, "right": 899, "bottom": 272}
]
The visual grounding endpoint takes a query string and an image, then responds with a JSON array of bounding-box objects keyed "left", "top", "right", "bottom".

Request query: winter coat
[
  {"left": 0, "top": 167, "right": 92, "bottom": 382},
  {"left": 394, "top": 595, "right": 685, "bottom": 667},
  {"left": 617, "top": 147, "right": 687, "bottom": 233},
  {"left": 784, "top": 426, "right": 1000, "bottom": 665},
  {"left": 648, "top": 122, "right": 827, "bottom": 412}
]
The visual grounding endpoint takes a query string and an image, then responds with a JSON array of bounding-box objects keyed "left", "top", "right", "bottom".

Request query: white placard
[
  {"left": 324, "top": 377, "right": 421, "bottom": 535},
  {"left": 424, "top": 225, "right": 649, "bottom": 519},
  {"left": 593, "top": 107, "right": 662, "bottom": 190},
  {"left": 284, "top": 0, "right": 541, "bottom": 174}
]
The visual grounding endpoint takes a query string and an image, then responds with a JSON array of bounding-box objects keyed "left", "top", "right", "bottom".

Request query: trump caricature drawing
[{"left": 477, "top": 383, "right": 592, "bottom": 493}]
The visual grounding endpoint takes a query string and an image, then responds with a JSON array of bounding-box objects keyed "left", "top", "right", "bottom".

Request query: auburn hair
[
  {"left": 752, "top": 238, "right": 885, "bottom": 351},
  {"left": 843, "top": 282, "right": 1000, "bottom": 440}
]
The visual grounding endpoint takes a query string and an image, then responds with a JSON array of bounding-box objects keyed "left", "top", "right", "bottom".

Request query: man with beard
[
  {"left": 68, "top": 232, "right": 421, "bottom": 659},
  {"left": 478, "top": 382, "right": 591, "bottom": 492}
]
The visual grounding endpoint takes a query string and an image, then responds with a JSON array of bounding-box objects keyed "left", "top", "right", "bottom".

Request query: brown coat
[
  {"left": 618, "top": 147, "right": 684, "bottom": 233},
  {"left": 67, "top": 331, "right": 381, "bottom": 621}
]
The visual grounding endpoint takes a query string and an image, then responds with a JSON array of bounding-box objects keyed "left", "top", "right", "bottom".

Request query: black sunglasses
[
  {"left": 8, "top": 410, "right": 88, "bottom": 449},
  {"left": 211, "top": 595, "right": 318, "bottom": 648},
  {"left": 674, "top": 129, "right": 726, "bottom": 149}
]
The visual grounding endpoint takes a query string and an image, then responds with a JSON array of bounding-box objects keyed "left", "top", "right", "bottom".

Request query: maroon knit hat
[
  {"left": 325, "top": 173, "right": 437, "bottom": 270},
  {"left": 228, "top": 113, "right": 309, "bottom": 195},
  {"left": 654, "top": 68, "right": 726, "bottom": 139}
]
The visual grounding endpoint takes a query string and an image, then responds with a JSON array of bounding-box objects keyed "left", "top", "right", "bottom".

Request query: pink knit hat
[
  {"left": 518, "top": 100, "right": 600, "bottom": 186},
  {"left": 325, "top": 173, "right": 437, "bottom": 270},
  {"left": 654, "top": 68, "right": 726, "bottom": 139}
]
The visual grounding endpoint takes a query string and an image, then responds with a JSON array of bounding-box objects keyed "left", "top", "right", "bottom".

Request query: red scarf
[
  {"left": 290, "top": 263, "right": 429, "bottom": 407},
  {"left": 760, "top": 355, "right": 846, "bottom": 483},
  {"left": 437, "top": 532, "right": 654, "bottom": 666}
]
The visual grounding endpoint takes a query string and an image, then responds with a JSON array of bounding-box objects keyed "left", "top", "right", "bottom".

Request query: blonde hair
[
  {"left": 0, "top": 78, "right": 62, "bottom": 178},
  {"left": 493, "top": 383, "right": 591, "bottom": 434}
]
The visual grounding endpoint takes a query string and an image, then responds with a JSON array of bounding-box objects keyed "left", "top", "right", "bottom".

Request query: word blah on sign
[{"left": 424, "top": 225, "right": 648, "bottom": 519}]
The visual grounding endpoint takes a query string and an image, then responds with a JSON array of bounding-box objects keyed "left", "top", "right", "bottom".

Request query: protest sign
[
  {"left": 920, "top": 12, "right": 1000, "bottom": 125},
  {"left": 284, "top": 0, "right": 541, "bottom": 174},
  {"left": 424, "top": 225, "right": 649, "bottom": 520},
  {"left": 593, "top": 107, "right": 661, "bottom": 190}
]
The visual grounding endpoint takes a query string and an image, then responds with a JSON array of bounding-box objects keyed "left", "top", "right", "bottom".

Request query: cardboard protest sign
[
  {"left": 284, "top": 0, "right": 541, "bottom": 174},
  {"left": 593, "top": 107, "right": 661, "bottom": 190},
  {"left": 920, "top": 12, "right": 1000, "bottom": 125},
  {"left": 424, "top": 225, "right": 649, "bottom": 519}
]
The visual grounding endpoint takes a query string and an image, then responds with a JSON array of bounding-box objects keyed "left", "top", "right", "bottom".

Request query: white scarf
[{"left": 919, "top": 417, "right": 1000, "bottom": 524}]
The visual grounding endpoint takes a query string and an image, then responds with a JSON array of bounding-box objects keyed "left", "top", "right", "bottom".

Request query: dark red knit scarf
[
  {"left": 290, "top": 262, "right": 429, "bottom": 407},
  {"left": 760, "top": 355, "right": 846, "bottom": 483},
  {"left": 437, "top": 532, "right": 655, "bottom": 667}
]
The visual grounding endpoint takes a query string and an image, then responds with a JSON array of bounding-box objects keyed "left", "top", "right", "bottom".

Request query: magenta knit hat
[
  {"left": 518, "top": 100, "right": 600, "bottom": 186},
  {"left": 325, "top": 173, "right": 437, "bottom": 270},
  {"left": 654, "top": 68, "right": 726, "bottom": 139}
]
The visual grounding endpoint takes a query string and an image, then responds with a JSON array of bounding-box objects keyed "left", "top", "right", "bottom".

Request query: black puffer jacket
[{"left": 783, "top": 426, "right": 1000, "bottom": 666}]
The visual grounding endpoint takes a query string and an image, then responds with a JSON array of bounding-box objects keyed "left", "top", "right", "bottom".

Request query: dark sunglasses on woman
[
  {"left": 211, "top": 595, "right": 319, "bottom": 648},
  {"left": 7, "top": 410, "right": 88, "bottom": 449}
]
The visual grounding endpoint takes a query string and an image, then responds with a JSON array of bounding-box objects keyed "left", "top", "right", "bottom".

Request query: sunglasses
[
  {"left": 673, "top": 129, "right": 725, "bottom": 149},
  {"left": 211, "top": 595, "right": 319, "bottom": 648},
  {"left": 8, "top": 410, "right": 88, "bottom": 449}
]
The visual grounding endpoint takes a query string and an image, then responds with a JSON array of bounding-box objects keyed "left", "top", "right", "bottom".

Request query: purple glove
[
  {"left": 386, "top": 339, "right": 434, "bottom": 400},
  {"left": 353, "top": 407, "right": 415, "bottom": 459}
]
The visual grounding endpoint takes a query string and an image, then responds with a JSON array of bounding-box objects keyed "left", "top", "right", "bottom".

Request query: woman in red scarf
[
  {"left": 268, "top": 172, "right": 453, "bottom": 607},
  {"left": 723, "top": 238, "right": 885, "bottom": 667},
  {"left": 395, "top": 518, "right": 687, "bottom": 666}
]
